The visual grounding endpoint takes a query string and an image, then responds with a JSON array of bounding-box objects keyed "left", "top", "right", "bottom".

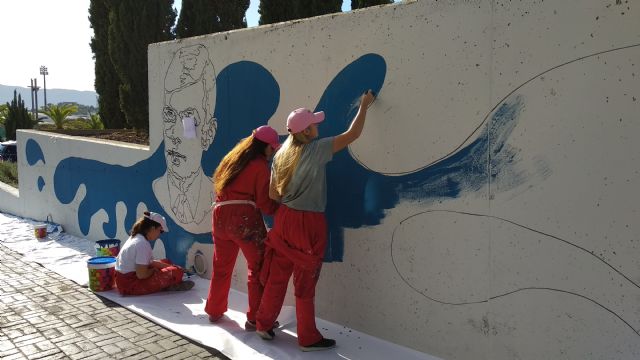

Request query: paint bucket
[
  {"left": 34, "top": 224, "right": 47, "bottom": 239},
  {"left": 95, "top": 239, "right": 121, "bottom": 257},
  {"left": 87, "top": 256, "right": 116, "bottom": 292}
]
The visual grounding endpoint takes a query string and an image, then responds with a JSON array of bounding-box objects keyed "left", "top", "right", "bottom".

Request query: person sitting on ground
[{"left": 115, "top": 211, "right": 194, "bottom": 295}]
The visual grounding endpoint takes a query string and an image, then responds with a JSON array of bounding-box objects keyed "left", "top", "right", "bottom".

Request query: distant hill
[{"left": 0, "top": 84, "right": 97, "bottom": 108}]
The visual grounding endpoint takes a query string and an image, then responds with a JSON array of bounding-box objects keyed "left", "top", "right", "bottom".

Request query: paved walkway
[{"left": 0, "top": 243, "right": 229, "bottom": 360}]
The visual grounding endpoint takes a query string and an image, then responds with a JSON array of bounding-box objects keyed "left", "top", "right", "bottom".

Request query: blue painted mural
[{"left": 24, "top": 51, "right": 524, "bottom": 267}]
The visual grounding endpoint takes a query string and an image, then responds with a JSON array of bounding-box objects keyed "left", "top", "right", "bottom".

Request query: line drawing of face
[
  {"left": 163, "top": 44, "right": 216, "bottom": 180},
  {"left": 158, "top": 44, "right": 217, "bottom": 227}
]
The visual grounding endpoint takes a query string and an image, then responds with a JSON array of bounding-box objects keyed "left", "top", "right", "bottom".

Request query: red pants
[
  {"left": 115, "top": 259, "right": 183, "bottom": 295},
  {"left": 256, "top": 206, "right": 326, "bottom": 346},
  {"left": 205, "top": 207, "right": 266, "bottom": 322}
]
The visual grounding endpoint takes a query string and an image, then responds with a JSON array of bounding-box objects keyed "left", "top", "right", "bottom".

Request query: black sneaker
[
  {"left": 299, "top": 338, "right": 336, "bottom": 352},
  {"left": 256, "top": 328, "right": 275, "bottom": 340},
  {"left": 245, "top": 320, "right": 279, "bottom": 332},
  {"left": 165, "top": 280, "right": 194, "bottom": 291}
]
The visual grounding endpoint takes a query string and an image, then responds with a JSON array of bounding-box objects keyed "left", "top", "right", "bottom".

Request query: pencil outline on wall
[{"left": 352, "top": 42, "right": 640, "bottom": 176}]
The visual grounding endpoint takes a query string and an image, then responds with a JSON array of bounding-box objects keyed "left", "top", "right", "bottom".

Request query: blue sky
[{"left": 1, "top": 0, "right": 391, "bottom": 92}]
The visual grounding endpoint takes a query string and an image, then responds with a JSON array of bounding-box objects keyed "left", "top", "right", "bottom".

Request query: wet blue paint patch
[{"left": 322, "top": 95, "right": 525, "bottom": 261}]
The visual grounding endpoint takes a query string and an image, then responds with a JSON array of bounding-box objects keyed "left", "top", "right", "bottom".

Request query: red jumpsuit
[
  {"left": 204, "top": 156, "right": 278, "bottom": 322},
  {"left": 115, "top": 259, "right": 184, "bottom": 295},
  {"left": 256, "top": 205, "right": 326, "bottom": 346}
]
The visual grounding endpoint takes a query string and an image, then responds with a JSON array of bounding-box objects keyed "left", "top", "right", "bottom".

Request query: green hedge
[{"left": 0, "top": 161, "right": 18, "bottom": 188}]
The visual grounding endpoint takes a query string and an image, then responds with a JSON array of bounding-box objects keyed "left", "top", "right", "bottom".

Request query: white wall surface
[{"left": 2, "top": 1, "right": 639, "bottom": 358}]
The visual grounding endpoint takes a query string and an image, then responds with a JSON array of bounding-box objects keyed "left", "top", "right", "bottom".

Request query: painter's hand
[{"left": 360, "top": 89, "right": 375, "bottom": 109}]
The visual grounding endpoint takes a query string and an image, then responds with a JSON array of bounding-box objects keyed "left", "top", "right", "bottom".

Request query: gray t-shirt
[{"left": 277, "top": 137, "right": 334, "bottom": 212}]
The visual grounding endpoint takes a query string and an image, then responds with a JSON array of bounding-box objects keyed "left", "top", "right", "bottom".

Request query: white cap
[{"left": 145, "top": 212, "right": 169, "bottom": 232}]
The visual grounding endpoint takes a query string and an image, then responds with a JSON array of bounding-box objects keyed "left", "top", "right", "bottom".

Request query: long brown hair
[
  {"left": 130, "top": 211, "right": 161, "bottom": 238},
  {"left": 271, "top": 131, "right": 313, "bottom": 197},
  {"left": 214, "top": 134, "right": 269, "bottom": 194}
]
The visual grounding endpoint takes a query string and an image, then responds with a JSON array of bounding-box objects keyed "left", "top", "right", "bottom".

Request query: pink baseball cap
[
  {"left": 286, "top": 108, "right": 325, "bottom": 134},
  {"left": 254, "top": 125, "right": 281, "bottom": 150}
]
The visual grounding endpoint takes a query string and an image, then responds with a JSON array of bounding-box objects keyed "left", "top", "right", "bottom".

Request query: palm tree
[
  {"left": 42, "top": 104, "right": 78, "bottom": 130},
  {"left": 88, "top": 113, "right": 104, "bottom": 130}
]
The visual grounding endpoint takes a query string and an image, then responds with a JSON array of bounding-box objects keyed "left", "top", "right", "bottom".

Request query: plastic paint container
[
  {"left": 87, "top": 256, "right": 116, "bottom": 292},
  {"left": 95, "top": 239, "right": 121, "bottom": 257},
  {"left": 34, "top": 224, "right": 47, "bottom": 239}
]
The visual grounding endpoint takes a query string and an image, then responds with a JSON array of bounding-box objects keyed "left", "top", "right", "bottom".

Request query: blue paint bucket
[
  {"left": 87, "top": 256, "right": 116, "bottom": 292},
  {"left": 95, "top": 239, "right": 121, "bottom": 257}
]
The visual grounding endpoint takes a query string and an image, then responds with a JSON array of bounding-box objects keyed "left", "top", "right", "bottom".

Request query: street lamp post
[
  {"left": 29, "top": 79, "right": 35, "bottom": 120},
  {"left": 39, "top": 66, "right": 48, "bottom": 110},
  {"left": 29, "top": 78, "right": 40, "bottom": 121}
]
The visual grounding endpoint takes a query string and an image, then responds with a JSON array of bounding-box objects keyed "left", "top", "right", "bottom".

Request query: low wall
[{"left": 2, "top": 1, "right": 639, "bottom": 358}]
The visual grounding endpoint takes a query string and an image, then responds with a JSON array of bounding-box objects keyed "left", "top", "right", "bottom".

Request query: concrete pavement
[{"left": 0, "top": 243, "right": 230, "bottom": 360}]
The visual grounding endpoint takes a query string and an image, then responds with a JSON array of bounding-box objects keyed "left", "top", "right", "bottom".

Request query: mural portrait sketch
[{"left": 153, "top": 44, "right": 217, "bottom": 234}]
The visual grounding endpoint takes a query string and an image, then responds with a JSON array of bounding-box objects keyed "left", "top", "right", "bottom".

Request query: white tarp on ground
[{"left": 0, "top": 211, "right": 440, "bottom": 360}]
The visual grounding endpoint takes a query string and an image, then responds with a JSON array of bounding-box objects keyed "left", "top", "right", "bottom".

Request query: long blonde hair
[{"left": 271, "top": 132, "right": 313, "bottom": 197}]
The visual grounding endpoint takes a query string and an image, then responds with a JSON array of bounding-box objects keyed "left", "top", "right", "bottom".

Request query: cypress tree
[
  {"left": 259, "top": 0, "right": 341, "bottom": 25},
  {"left": 351, "top": 0, "right": 393, "bottom": 10},
  {"left": 219, "top": 0, "right": 250, "bottom": 30},
  {"left": 89, "top": 0, "right": 127, "bottom": 129},
  {"left": 297, "top": 0, "right": 341, "bottom": 18},
  {"left": 108, "top": 0, "right": 176, "bottom": 131},
  {"left": 176, "top": 0, "right": 249, "bottom": 39},
  {"left": 5, "top": 91, "right": 35, "bottom": 140},
  {"left": 258, "top": 0, "right": 299, "bottom": 25}
]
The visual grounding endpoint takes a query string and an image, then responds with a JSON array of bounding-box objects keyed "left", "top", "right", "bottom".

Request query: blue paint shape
[
  {"left": 51, "top": 54, "right": 525, "bottom": 266},
  {"left": 26, "top": 138, "right": 45, "bottom": 165},
  {"left": 202, "top": 61, "right": 281, "bottom": 176},
  {"left": 37, "top": 177, "right": 45, "bottom": 191},
  {"left": 320, "top": 90, "right": 524, "bottom": 261},
  {"left": 53, "top": 61, "right": 280, "bottom": 266}
]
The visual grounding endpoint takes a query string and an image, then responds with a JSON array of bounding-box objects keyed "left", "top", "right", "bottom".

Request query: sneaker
[
  {"left": 300, "top": 338, "right": 336, "bottom": 352},
  {"left": 245, "top": 320, "right": 279, "bottom": 332},
  {"left": 165, "top": 280, "right": 194, "bottom": 291},
  {"left": 209, "top": 314, "right": 223, "bottom": 323},
  {"left": 256, "top": 328, "right": 275, "bottom": 340}
]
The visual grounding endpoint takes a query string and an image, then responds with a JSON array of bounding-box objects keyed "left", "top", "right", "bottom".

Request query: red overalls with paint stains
[
  {"left": 115, "top": 259, "right": 184, "bottom": 295},
  {"left": 204, "top": 155, "right": 278, "bottom": 322}
]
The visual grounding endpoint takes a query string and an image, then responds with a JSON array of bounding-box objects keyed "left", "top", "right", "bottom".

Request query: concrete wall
[{"left": 2, "top": 0, "right": 639, "bottom": 358}]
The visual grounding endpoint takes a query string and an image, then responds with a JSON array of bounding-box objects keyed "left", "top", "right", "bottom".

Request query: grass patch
[{"left": 0, "top": 161, "right": 18, "bottom": 188}]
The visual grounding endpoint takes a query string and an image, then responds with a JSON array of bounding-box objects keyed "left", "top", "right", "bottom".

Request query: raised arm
[{"left": 332, "top": 90, "right": 376, "bottom": 153}]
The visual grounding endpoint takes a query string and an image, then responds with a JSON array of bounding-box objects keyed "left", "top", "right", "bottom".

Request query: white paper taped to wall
[{"left": 182, "top": 116, "right": 196, "bottom": 139}]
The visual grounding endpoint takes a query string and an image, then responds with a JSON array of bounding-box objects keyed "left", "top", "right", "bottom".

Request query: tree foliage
[
  {"left": 89, "top": 0, "right": 127, "bottom": 129},
  {"left": 42, "top": 104, "right": 79, "bottom": 130},
  {"left": 108, "top": 0, "right": 176, "bottom": 130},
  {"left": 0, "top": 104, "right": 8, "bottom": 126},
  {"left": 5, "top": 91, "right": 35, "bottom": 140},
  {"left": 89, "top": 113, "right": 105, "bottom": 130},
  {"left": 259, "top": 0, "right": 341, "bottom": 25},
  {"left": 351, "top": 0, "right": 393, "bottom": 10},
  {"left": 176, "top": 0, "right": 250, "bottom": 38}
]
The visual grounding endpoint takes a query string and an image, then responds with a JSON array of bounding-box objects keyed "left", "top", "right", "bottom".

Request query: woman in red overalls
[
  {"left": 255, "top": 90, "right": 375, "bottom": 351},
  {"left": 115, "top": 211, "right": 193, "bottom": 295},
  {"left": 205, "top": 126, "right": 281, "bottom": 331}
]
